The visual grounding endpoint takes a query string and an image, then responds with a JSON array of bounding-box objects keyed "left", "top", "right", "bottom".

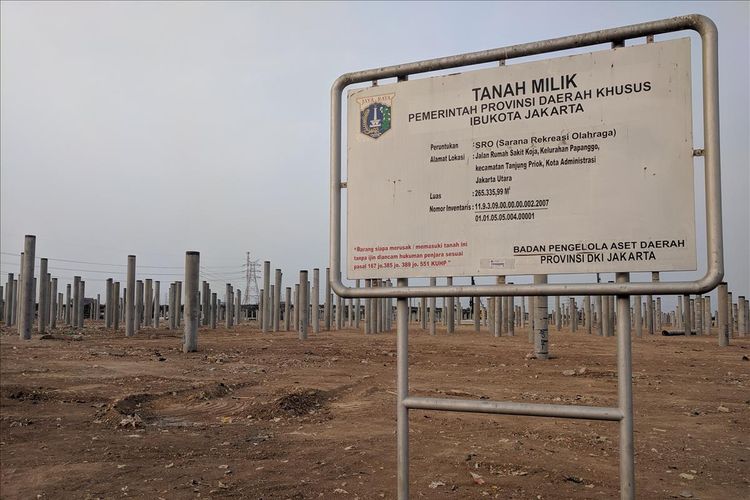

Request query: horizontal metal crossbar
[{"left": 403, "top": 396, "right": 623, "bottom": 421}]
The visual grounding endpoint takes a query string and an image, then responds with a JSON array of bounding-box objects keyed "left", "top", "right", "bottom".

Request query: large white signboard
[{"left": 347, "top": 38, "right": 695, "bottom": 279}]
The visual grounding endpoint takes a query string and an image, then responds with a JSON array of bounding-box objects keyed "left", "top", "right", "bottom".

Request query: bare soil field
[{"left": 1, "top": 322, "right": 748, "bottom": 499}]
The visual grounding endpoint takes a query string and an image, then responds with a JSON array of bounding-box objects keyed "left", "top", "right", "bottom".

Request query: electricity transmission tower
[{"left": 244, "top": 252, "right": 261, "bottom": 305}]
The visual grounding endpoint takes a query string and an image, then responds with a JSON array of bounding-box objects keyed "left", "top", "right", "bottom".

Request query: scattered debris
[
  {"left": 272, "top": 389, "right": 329, "bottom": 417},
  {"left": 118, "top": 414, "right": 143, "bottom": 429},
  {"left": 6, "top": 388, "right": 49, "bottom": 401},
  {"left": 469, "top": 472, "right": 485, "bottom": 485},
  {"left": 717, "top": 405, "right": 730, "bottom": 413},
  {"left": 429, "top": 481, "right": 446, "bottom": 489},
  {"left": 679, "top": 473, "right": 695, "bottom": 480},
  {"left": 9, "top": 419, "right": 33, "bottom": 427}
]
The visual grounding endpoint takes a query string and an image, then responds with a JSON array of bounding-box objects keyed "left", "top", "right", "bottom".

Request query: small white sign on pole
[{"left": 346, "top": 38, "right": 696, "bottom": 279}]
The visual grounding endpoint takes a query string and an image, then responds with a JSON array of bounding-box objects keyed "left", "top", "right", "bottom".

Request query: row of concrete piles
[
  {"left": 4, "top": 235, "right": 98, "bottom": 339},
  {"left": 4, "top": 236, "right": 748, "bottom": 355},
  {"left": 393, "top": 278, "right": 748, "bottom": 350},
  {"left": 3, "top": 239, "right": 206, "bottom": 352}
]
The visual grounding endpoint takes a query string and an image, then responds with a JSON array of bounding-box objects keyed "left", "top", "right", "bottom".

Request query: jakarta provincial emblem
[{"left": 358, "top": 94, "right": 394, "bottom": 139}]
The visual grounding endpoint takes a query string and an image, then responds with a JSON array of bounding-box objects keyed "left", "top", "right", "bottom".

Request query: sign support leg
[
  {"left": 616, "top": 272, "right": 635, "bottom": 500},
  {"left": 397, "top": 277, "right": 409, "bottom": 499}
]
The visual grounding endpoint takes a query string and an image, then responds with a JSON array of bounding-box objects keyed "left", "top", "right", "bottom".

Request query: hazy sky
[{"left": 1, "top": 1, "right": 747, "bottom": 308}]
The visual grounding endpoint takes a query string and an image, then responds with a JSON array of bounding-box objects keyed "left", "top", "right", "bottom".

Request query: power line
[
  {"left": 0, "top": 251, "right": 242, "bottom": 270},
  {"left": 49, "top": 267, "right": 185, "bottom": 276}
]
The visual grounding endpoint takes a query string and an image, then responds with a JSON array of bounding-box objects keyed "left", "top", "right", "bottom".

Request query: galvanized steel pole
[
  {"left": 616, "top": 273, "right": 635, "bottom": 500},
  {"left": 396, "top": 277, "right": 409, "bottom": 500}
]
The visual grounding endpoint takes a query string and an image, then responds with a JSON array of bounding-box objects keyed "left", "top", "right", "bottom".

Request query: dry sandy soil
[{"left": 1, "top": 321, "right": 748, "bottom": 499}]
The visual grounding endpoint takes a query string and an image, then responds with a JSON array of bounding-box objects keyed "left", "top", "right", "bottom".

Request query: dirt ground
[{"left": 1, "top": 320, "right": 748, "bottom": 499}]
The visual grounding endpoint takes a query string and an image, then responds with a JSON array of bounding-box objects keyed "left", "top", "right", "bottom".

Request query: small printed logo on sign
[{"left": 358, "top": 94, "right": 394, "bottom": 139}]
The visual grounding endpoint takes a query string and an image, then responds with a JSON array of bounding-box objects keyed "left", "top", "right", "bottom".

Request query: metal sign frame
[
  {"left": 330, "top": 14, "right": 722, "bottom": 500},
  {"left": 330, "top": 14, "right": 722, "bottom": 300}
]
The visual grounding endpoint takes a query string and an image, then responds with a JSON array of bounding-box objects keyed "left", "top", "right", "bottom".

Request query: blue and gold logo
[{"left": 358, "top": 94, "right": 394, "bottom": 139}]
